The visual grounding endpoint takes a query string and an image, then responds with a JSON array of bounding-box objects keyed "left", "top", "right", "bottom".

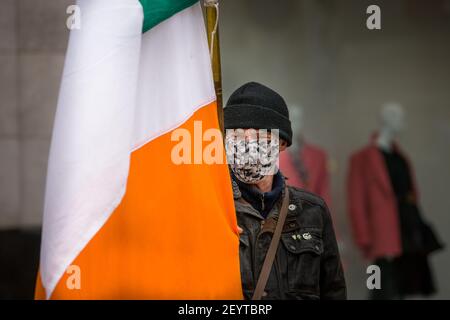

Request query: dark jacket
[{"left": 232, "top": 178, "right": 347, "bottom": 300}]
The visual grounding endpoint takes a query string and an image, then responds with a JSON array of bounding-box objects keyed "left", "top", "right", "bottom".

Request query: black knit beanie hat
[{"left": 223, "top": 82, "right": 292, "bottom": 146}]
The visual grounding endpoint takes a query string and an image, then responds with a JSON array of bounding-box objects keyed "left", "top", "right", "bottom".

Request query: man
[{"left": 224, "top": 82, "right": 346, "bottom": 300}]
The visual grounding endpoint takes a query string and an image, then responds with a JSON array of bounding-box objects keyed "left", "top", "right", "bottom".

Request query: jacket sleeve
[
  {"left": 320, "top": 203, "right": 347, "bottom": 300},
  {"left": 347, "top": 154, "right": 372, "bottom": 255}
]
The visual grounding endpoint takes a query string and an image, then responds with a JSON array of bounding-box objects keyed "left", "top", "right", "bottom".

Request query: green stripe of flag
[{"left": 139, "top": 0, "right": 199, "bottom": 33}]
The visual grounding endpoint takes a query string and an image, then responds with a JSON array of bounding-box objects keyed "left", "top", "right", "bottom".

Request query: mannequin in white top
[{"left": 376, "top": 102, "right": 405, "bottom": 152}]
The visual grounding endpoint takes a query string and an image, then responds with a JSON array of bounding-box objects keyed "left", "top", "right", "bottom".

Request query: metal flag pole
[{"left": 204, "top": 0, "right": 224, "bottom": 133}]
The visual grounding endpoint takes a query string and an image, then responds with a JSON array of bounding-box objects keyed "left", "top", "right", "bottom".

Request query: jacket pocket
[{"left": 280, "top": 229, "right": 323, "bottom": 294}]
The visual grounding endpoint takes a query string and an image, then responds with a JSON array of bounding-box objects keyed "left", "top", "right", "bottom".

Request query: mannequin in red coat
[
  {"left": 347, "top": 103, "right": 442, "bottom": 298},
  {"left": 279, "top": 106, "right": 331, "bottom": 206},
  {"left": 347, "top": 103, "right": 407, "bottom": 260}
]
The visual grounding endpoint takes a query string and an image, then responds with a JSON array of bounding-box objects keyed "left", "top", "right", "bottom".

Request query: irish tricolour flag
[{"left": 35, "top": 0, "right": 242, "bottom": 299}]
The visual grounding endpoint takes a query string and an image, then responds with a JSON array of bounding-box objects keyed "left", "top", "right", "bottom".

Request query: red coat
[
  {"left": 347, "top": 136, "right": 419, "bottom": 260},
  {"left": 279, "top": 142, "right": 331, "bottom": 206}
]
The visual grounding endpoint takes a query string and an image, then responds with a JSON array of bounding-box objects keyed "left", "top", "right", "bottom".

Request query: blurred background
[{"left": 1, "top": 0, "right": 450, "bottom": 299}]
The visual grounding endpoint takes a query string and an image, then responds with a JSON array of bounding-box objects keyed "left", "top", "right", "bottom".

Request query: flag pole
[{"left": 204, "top": 0, "right": 224, "bottom": 133}]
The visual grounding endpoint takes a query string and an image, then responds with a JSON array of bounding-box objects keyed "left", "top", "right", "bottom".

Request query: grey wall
[
  {"left": 0, "top": 0, "right": 70, "bottom": 228},
  {"left": 0, "top": 0, "right": 449, "bottom": 299}
]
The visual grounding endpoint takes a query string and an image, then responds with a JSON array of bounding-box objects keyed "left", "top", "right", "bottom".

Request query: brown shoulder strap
[{"left": 252, "top": 186, "right": 290, "bottom": 300}]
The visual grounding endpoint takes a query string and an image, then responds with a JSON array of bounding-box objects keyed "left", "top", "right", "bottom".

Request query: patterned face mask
[{"left": 225, "top": 130, "right": 280, "bottom": 184}]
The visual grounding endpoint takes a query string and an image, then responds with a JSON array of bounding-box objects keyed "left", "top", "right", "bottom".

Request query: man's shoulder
[
  {"left": 287, "top": 186, "right": 329, "bottom": 211},
  {"left": 287, "top": 186, "right": 333, "bottom": 228}
]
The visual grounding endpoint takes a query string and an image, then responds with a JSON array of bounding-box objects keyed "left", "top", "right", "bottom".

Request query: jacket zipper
[{"left": 261, "top": 194, "right": 265, "bottom": 212}]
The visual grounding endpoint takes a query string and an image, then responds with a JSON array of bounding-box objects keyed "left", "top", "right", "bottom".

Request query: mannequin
[
  {"left": 376, "top": 102, "right": 405, "bottom": 152},
  {"left": 279, "top": 105, "right": 331, "bottom": 206},
  {"left": 289, "top": 105, "right": 305, "bottom": 154},
  {"left": 347, "top": 102, "right": 443, "bottom": 299}
]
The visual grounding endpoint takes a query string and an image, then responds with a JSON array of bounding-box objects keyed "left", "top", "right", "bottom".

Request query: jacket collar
[
  {"left": 232, "top": 171, "right": 287, "bottom": 220},
  {"left": 370, "top": 131, "right": 402, "bottom": 153}
]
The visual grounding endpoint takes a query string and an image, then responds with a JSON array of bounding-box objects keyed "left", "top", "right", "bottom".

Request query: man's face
[{"left": 225, "top": 128, "right": 286, "bottom": 184}]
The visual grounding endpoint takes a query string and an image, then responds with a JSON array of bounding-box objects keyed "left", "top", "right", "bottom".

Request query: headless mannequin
[
  {"left": 376, "top": 102, "right": 405, "bottom": 152},
  {"left": 290, "top": 105, "right": 304, "bottom": 154},
  {"left": 287, "top": 105, "right": 313, "bottom": 189},
  {"left": 283, "top": 105, "right": 330, "bottom": 200}
]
